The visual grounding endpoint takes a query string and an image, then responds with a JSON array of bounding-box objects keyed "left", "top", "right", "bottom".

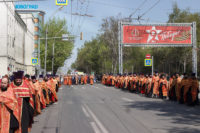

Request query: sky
[{"left": 16, "top": 0, "right": 200, "bottom": 74}]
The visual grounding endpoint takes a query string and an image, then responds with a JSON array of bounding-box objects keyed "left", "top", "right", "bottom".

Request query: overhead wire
[
  {"left": 70, "top": 0, "right": 80, "bottom": 34},
  {"left": 129, "top": 0, "right": 148, "bottom": 18},
  {"left": 76, "top": 0, "right": 90, "bottom": 35},
  {"left": 74, "top": 0, "right": 89, "bottom": 37},
  {"left": 140, "top": 0, "right": 161, "bottom": 18},
  {"left": 88, "top": 0, "right": 135, "bottom": 10}
]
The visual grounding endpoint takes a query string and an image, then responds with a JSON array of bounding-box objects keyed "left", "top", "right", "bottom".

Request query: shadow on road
[
  {"left": 123, "top": 100, "right": 200, "bottom": 133},
  {"left": 167, "top": 127, "right": 200, "bottom": 133}
]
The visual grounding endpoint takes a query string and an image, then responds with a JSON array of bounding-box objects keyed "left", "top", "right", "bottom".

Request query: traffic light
[{"left": 80, "top": 32, "right": 83, "bottom": 40}]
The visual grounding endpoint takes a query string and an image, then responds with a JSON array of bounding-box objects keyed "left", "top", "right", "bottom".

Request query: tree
[
  {"left": 100, "top": 16, "right": 122, "bottom": 74},
  {"left": 73, "top": 3, "right": 200, "bottom": 75},
  {"left": 40, "top": 17, "right": 74, "bottom": 74}
]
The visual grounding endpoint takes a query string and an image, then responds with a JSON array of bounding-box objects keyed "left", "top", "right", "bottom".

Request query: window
[{"left": 12, "top": 37, "right": 15, "bottom": 48}]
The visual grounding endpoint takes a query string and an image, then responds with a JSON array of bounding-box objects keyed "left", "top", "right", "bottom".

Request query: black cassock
[
  {"left": 21, "top": 98, "right": 34, "bottom": 133},
  {"left": 9, "top": 110, "right": 19, "bottom": 133}
]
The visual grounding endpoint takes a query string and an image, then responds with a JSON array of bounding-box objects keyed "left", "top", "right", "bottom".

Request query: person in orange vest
[
  {"left": 152, "top": 72, "right": 160, "bottom": 98},
  {"left": 168, "top": 75, "right": 174, "bottom": 94},
  {"left": 75, "top": 75, "right": 79, "bottom": 85},
  {"left": 185, "top": 73, "right": 199, "bottom": 106},
  {"left": 128, "top": 74, "right": 133, "bottom": 92},
  {"left": 139, "top": 74, "right": 145, "bottom": 94},
  {"left": 90, "top": 75, "right": 94, "bottom": 85},
  {"left": 84, "top": 75, "right": 88, "bottom": 84},
  {"left": 102, "top": 74, "right": 105, "bottom": 85},
  {"left": 124, "top": 74, "right": 129, "bottom": 90},
  {"left": 81, "top": 75, "right": 84, "bottom": 85},
  {"left": 145, "top": 74, "right": 153, "bottom": 97},
  {"left": 107, "top": 74, "right": 111, "bottom": 86},
  {"left": 111, "top": 75, "right": 115, "bottom": 86},
  {"left": 68, "top": 75, "right": 72, "bottom": 86},
  {"left": 159, "top": 74, "right": 168, "bottom": 99},
  {"left": 104, "top": 74, "right": 108, "bottom": 86},
  {"left": 175, "top": 73, "right": 182, "bottom": 102},
  {"left": 10, "top": 71, "right": 34, "bottom": 133},
  {"left": 63, "top": 75, "right": 68, "bottom": 85},
  {"left": 120, "top": 74, "right": 125, "bottom": 89},
  {"left": 179, "top": 73, "right": 189, "bottom": 104},
  {"left": 0, "top": 76, "right": 19, "bottom": 133},
  {"left": 56, "top": 75, "right": 61, "bottom": 88},
  {"left": 32, "top": 75, "right": 46, "bottom": 112},
  {"left": 132, "top": 73, "right": 138, "bottom": 93},
  {"left": 115, "top": 74, "right": 120, "bottom": 88},
  {"left": 169, "top": 74, "right": 177, "bottom": 101},
  {"left": 31, "top": 76, "right": 41, "bottom": 115},
  {"left": 47, "top": 76, "right": 58, "bottom": 103}
]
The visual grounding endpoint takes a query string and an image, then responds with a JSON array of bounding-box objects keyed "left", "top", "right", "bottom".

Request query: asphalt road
[{"left": 30, "top": 84, "right": 200, "bottom": 133}]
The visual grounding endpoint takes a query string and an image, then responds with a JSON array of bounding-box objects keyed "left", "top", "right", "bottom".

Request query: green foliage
[
  {"left": 40, "top": 17, "right": 74, "bottom": 74},
  {"left": 73, "top": 4, "right": 200, "bottom": 75},
  {"left": 72, "top": 36, "right": 111, "bottom": 74}
]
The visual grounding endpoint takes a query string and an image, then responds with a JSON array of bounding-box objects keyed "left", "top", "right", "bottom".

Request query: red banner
[{"left": 122, "top": 25, "right": 192, "bottom": 44}]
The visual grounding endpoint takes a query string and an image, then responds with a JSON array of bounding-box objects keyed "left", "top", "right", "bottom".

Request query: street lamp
[
  {"left": 44, "top": 6, "right": 64, "bottom": 75},
  {"left": 38, "top": 35, "right": 68, "bottom": 76}
]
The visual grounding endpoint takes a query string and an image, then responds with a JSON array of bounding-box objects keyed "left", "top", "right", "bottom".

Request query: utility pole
[
  {"left": 43, "top": 6, "right": 64, "bottom": 76},
  {"left": 192, "top": 22, "right": 197, "bottom": 77},
  {"left": 52, "top": 40, "right": 55, "bottom": 75},
  {"left": 44, "top": 28, "right": 48, "bottom": 75},
  {"left": 38, "top": 38, "right": 41, "bottom": 77}
]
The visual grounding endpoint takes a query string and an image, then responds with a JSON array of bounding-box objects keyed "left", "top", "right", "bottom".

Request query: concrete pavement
[{"left": 31, "top": 84, "right": 200, "bottom": 133}]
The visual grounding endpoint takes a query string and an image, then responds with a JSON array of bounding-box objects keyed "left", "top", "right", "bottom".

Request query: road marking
[
  {"left": 90, "top": 122, "right": 101, "bottom": 133},
  {"left": 84, "top": 104, "right": 109, "bottom": 133},
  {"left": 59, "top": 87, "right": 63, "bottom": 90},
  {"left": 82, "top": 106, "right": 90, "bottom": 118},
  {"left": 122, "top": 97, "right": 134, "bottom": 102}
]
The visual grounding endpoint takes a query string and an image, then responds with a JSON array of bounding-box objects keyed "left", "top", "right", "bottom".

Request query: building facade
[
  {"left": 16, "top": 10, "right": 45, "bottom": 76},
  {"left": 0, "top": 2, "right": 45, "bottom": 77}
]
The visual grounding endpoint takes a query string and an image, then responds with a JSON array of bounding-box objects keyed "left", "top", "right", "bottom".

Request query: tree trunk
[{"left": 184, "top": 58, "right": 186, "bottom": 73}]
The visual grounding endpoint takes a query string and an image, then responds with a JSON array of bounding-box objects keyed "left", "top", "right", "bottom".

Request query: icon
[
  {"left": 32, "top": 58, "right": 38, "bottom": 65},
  {"left": 145, "top": 59, "right": 152, "bottom": 66},
  {"left": 56, "top": 0, "right": 68, "bottom": 5},
  {"left": 146, "top": 26, "right": 162, "bottom": 43}
]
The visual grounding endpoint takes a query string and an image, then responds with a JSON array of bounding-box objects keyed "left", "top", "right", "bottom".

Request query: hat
[
  {"left": 13, "top": 71, "right": 24, "bottom": 79},
  {"left": 31, "top": 76, "right": 36, "bottom": 80},
  {"left": 39, "top": 75, "right": 43, "bottom": 78},
  {"left": 191, "top": 73, "right": 196, "bottom": 77},
  {"left": 25, "top": 74, "right": 30, "bottom": 79},
  {"left": 46, "top": 74, "right": 51, "bottom": 78}
]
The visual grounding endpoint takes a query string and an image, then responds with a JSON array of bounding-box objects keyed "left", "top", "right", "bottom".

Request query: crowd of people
[
  {"left": 102, "top": 72, "right": 199, "bottom": 106},
  {"left": 0, "top": 71, "right": 60, "bottom": 133},
  {"left": 63, "top": 74, "right": 94, "bottom": 85}
]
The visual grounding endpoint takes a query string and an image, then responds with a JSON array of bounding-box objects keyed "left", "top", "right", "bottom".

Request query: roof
[{"left": 15, "top": 10, "right": 45, "bottom": 15}]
